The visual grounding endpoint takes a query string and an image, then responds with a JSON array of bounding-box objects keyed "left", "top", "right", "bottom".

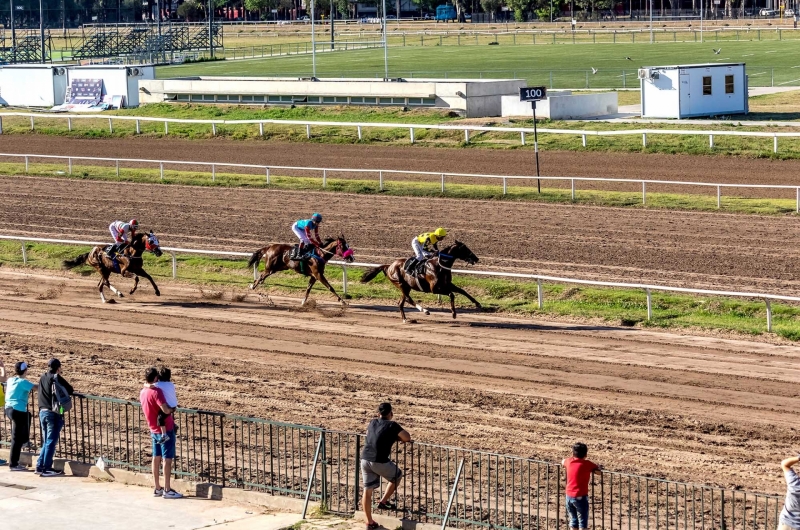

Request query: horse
[
  {"left": 62, "top": 231, "right": 163, "bottom": 304},
  {"left": 360, "top": 241, "right": 481, "bottom": 322},
  {"left": 247, "top": 235, "right": 355, "bottom": 306}
]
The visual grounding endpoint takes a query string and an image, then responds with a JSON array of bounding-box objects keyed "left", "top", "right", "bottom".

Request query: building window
[
  {"left": 725, "top": 75, "right": 734, "bottom": 94},
  {"left": 176, "top": 94, "right": 189, "bottom": 102},
  {"left": 702, "top": 76, "right": 712, "bottom": 96}
]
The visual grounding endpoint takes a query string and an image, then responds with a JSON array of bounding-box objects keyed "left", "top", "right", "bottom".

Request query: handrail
[{"left": 1, "top": 233, "right": 796, "bottom": 331}]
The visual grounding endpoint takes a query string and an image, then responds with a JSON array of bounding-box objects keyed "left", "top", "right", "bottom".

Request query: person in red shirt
[
  {"left": 140, "top": 367, "right": 182, "bottom": 499},
  {"left": 562, "top": 443, "right": 602, "bottom": 530}
]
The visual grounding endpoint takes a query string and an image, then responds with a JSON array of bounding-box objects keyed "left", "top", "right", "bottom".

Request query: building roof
[{"left": 644, "top": 63, "right": 745, "bottom": 70}]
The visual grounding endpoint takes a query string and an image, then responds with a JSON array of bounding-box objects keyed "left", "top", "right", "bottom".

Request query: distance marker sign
[{"left": 519, "top": 86, "right": 547, "bottom": 102}]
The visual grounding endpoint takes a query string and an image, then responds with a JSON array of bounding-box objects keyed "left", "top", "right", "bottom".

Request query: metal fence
[{"left": 0, "top": 392, "right": 783, "bottom": 529}]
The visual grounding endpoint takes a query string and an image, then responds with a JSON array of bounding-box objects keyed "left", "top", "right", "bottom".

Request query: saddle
[
  {"left": 404, "top": 258, "right": 429, "bottom": 277},
  {"left": 289, "top": 244, "right": 316, "bottom": 262},
  {"left": 102, "top": 247, "right": 122, "bottom": 274}
]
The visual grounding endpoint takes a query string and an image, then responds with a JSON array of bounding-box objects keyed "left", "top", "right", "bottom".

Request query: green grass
[
  {"left": 157, "top": 40, "right": 800, "bottom": 88},
  {"left": 3, "top": 240, "right": 798, "bottom": 341},
  {"left": 4, "top": 162, "right": 799, "bottom": 215}
]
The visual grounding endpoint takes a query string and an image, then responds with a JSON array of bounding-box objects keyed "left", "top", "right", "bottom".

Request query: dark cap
[
  {"left": 378, "top": 402, "right": 393, "bottom": 417},
  {"left": 48, "top": 358, "right": 62, "bottom": 372},
  {"left": 14, "top": 361, "right": 28, "bottom": 374}
]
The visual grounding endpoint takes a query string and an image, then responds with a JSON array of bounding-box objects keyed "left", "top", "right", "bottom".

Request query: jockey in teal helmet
[{"left": 291, "top": 213, "right": 323, "bottom": 259}]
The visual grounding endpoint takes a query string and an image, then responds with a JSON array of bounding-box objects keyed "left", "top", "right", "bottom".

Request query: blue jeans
[
  {"left": 566, "top": 496, "right": 590, "bottom": 529},
  {"left": 36, "top": 410, "right": 64, "bottom": 472}
]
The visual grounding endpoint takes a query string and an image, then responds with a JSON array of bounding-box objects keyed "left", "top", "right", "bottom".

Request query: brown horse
[
  {"left": 62, "top": 231, "right": 163, "bottom": 303},
  {"left": 360, "top": 241, "right": 481, "bottom": 322},
  {"left": 247, "top": 235, "right": 355, "bottom": 306}
]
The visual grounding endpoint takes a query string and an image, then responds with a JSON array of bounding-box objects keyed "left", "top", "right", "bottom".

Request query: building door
[{"left": 679, "top": 69, "right": 691, "bottom": 118}]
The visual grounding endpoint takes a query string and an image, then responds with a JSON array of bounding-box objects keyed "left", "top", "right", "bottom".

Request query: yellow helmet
[{"left": 434, "top": 227, "right": 447, "bottom": 238}]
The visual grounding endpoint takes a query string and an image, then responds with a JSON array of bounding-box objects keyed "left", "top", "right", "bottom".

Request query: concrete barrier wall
[{"left": 502, "top": 92, "right": 618, "bottom": 119}]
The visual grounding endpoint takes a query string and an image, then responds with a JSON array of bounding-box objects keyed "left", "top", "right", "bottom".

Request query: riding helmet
[
  {"left": 312, "top": 213, "right": 323, "bottom": 223},
  {"left": 129, "top": 219, "right": 139, "bottom": 229},
  {"left": 434, "top": 227, "right": 447, "bottom": 238}
]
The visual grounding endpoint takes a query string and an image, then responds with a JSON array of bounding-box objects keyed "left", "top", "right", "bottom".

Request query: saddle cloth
[{"left": 403, "top": 258, "right": 429, "bottom": 277}]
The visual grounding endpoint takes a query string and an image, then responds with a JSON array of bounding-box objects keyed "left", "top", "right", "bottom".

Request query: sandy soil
[
  {"left": 0, "top": 269, "right": 795, "bottom": 495},
  {"left": 2, "top": 174, "right": 800, "bottom": 295}
]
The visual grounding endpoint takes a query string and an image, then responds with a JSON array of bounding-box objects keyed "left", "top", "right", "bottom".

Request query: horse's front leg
[
  {"left": 301, "top": 277, "right": 317, "bottom": 306},
  {"left": 316, "top": 273, "right": 346, "bottom": 306},
  {"left": 449, "top": 292, "right": 457, "bottom": 319},
  {"left": 126, "top": 272, "right": 140, "bottom": 295},
  {"left": 450, "top": 284, "right": 481, "bottom": 310},
  {"left": 250, "top": 269, "right": 273, "bottom": 290},
  {"left": 137, "top": 270, "right": 160, "bottom": 297},
  {"left": 105, "top": 274, "right": 124, "bottom": 299}
]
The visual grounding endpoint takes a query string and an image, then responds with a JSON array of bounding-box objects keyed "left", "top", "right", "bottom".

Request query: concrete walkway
[{"left": 0, "top": 466, "right": 302, "bottom": 530}]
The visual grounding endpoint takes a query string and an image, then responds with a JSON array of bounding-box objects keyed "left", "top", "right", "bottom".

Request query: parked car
[
  {"left": 299, "top": 15, "right": 310, "bottom": 21},
  {"left": 386, "top": 14, "right": 397, "bottom": 19},
  {"left": 785, "top": 8, "right": 795, "bottom": 16},
  {"left": 759, "top": 8, "right": 777, "bottom": 16},
  {"left": 423, "top": 12, "right": 432, "bottom": 19},
  {"left": 464, "top": 12, "right": 472, "bottom": 19}
]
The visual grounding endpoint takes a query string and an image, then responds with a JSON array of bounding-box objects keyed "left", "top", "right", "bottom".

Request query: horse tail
[
  {"left": 361, "top": 265, "right": 387, "bottom": 284},
  {"left": 247, "top": 248, "right": 265, "bottom": 269},
  {"left": 62, "top": 252, "right": 90, "bottom": 270}
]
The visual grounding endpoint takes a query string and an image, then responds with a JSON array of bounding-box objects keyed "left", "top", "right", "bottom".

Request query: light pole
[
  {"left": 10, "top": 0, "right": 16, "bottom": 64},
  {"left": 311, "top": 0, "right": 316, "bottom": 77},
  {"left": 700, "top": 0, "right": 704, "bottom": 42},
  {"left": 550, "top": 0, "right": 553, "bottom": 21},
  {"left": 208, "top": 0, "right": 214, "bottom": 57},
  {"left": 649, "top": 0, "right": 653, "bottom": 42},
  {"left": 382, "top": 0, "right": 388, "bottom": 79},
  {"left": 39, "top": 0, "right": 46, "bottom": 63}
]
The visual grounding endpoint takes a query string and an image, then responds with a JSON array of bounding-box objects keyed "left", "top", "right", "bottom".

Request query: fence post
[
  {"left": 502, "top": 177, "right": 507, "bottom": 195},
  {"left": 642, "top": 181, "right": 646, "bottom": 205},
  {"left": 108, "top": 118, "right": 113, "bottom": 134},
  {"left": 301, "top": 434, "right": 324, "bottom": 519},
  {"left": 342, "top": 264, "right": 348, "bottom": 295},
  {"left": 135, "top": 120, "right": 140, "bottom": 134},
  {"left": 116, "top": 159, "right": 120, "bottom": 177},
  {"left": 441, "top": 173, "right": 445, "bottom": 193},
  {"left": 323, "top": 170, "right": 327, "bottom": 188},
  {"left": 354, "top": 436, "right": 361, "bottom": 512},
  {"left": 320, "top": 431, "right": 328, "bottom": 509},
  {"left": 521, "top": 131, "right": 526, "bottom": 145},
  {"left": 571, "top": 178, "right": 575, "bottom": 200},
  {"left": 68, "top": 158, "right": 72, "bottom": 175},
  {"left": 30, "top": 116, "right": 34, "bottom": 131},
  {"left": 21, "top": 242, "right": 27, "bottom": 265},
  {"left": 774, "top": 135, "right": 778, "bottom": 153},
  {"left": 171, "top": 252, "right": 177, "bottom": 279},
  {"left": 24, "top": 156, "right": 29, "bottom": 173},
  {"left": 160, "top": 162, "right": 164, "bottom": 181},
  {"left": 259, "top": 122, "right": 264, "bottom": 136},
  {"left": 766, "top": 298, "right": 773, "bottom": 332},
  {"left": 646, "top": 288, "right": 652, "bottom": 320},
  {"left": 212, "top": 164, "right": 216, "bottom": 182},
  {"left": 67, "top": 117, "right": 72, "bottom": 132},
  {"left": 266, "top": 167, "right": 271, "bottom": 185},
  {"left": 410, "top": 128, "right": 415, "bottom": 144},
  {"left": 306, "top": 124, "right": 311, "bottom": 138},
  {"left": 464, "top": 129, "right": 470, "bottom": 143},
  {"left": 253, "top": 262, "right": 258, "bottom": 282},
  {"left": 358, "top": 125, "right": 362, "bottom": 140},
  {"left": 717, "top": 186, "right": 721, "bottom": 209},
  {"left": 537, "top": 278, "right": 543, "bottom": 309},
  {"left": 796, "top": 188, "right": 799, "bottom": 213},
  {"left": 582, "top": 134, "right": 586, "bottom": 147},
  {"left": 709, "top": 134, "right": 713, "bottom": 148},
  {"left": 164, "top": 121, "right": 169, "bottom": 135},
  {"left": 0, "top": 115, "right": 3, "bottom": 134},
  {"left": 379, "top": 171, "right": 384, "bottom": 191},
  {"left": 440, "top": 459, "right": 466, "bottom": 530},
  {"left": 642, "top": 133, "right": 647, "bottom": 147}
]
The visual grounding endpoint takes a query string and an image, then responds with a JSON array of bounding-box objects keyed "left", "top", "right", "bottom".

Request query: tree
[
  {"left": 177, "top": 0, "right": 202, "bottom": 20},
  {"left": 505, "top": 0, "right": 531, "bottom": 20},
  {"left": 480, "top": 0, "right": 502, "bottom": 19},
  {"left": 244, "top": 0, "right": 271, "bottom": 17}
]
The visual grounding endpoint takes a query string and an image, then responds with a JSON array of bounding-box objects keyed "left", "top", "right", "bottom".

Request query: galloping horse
[
  {"left": 247, "top": 235, "right": 355, "bottom": 306},
  {"left": 360, "top": 241, "right": 481, "bottom": 322},
  {"left": 62, "top": 231, "right": 163, "bottom": 303}
]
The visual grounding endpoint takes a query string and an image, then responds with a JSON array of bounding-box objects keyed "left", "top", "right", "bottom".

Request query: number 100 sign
[{"left": 519, "top": 86, "right": 547, "bottom": 102}]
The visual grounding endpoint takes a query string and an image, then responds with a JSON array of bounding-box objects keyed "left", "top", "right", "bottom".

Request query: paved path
[{"left": 0, "top": 467, "right": 302, "bottom": 530}]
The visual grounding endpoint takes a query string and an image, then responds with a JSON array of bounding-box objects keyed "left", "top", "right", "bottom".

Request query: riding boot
[{"left": 106, "top": 243, "right": 119, "bottom": 258}]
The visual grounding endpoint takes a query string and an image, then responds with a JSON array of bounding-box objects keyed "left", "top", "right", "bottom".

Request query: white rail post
[
  {"left": 68, "top": 158, "right": 72, "bottom": 175},
  {"left": 171, "top": 252, "right": 177, "bottom": 279},
  {"left": 410, "top": 128, "right": 415, "bottom": 144},
  {"left": 441, "top": 173, "right": 445, "bottom": 193},
  {"left": 537, "top": 279, "right": 543, "bottom": 309},
  {"left": 160, "top": 162, "right": 164, "bottom": 181},
  {"left": 521, "top": 131, "right": 526, "bottom": 145},
  {"left": 253, "top": 263, "right": 258, "bottom": 281},
  {"left": 464, "top": 129, "right": 470, "bottom": 143},
  {"left": 646, "top": 288, "right": 652, "bottom": 320},
  {"left": 797, "top": 188, "right": 799, "bottom": 213},
  {"left": 571, "top": 179, "right": 575, "bottom": 201},
  {"left": 212, "top": 123, "right": 217, "bottom": 136},
  {"left": 67, "top": 117, "right": 72, "bottom": 132},
  {"left": 108, "top": 118, "right": 113, "bottom": 134},
  {"left": 774, "top": 135, "right": 778, "bottom": 153},
  {"left": 379, "top": 171, "right": 384, "bottom": 191},
  {"left": 357, "top": 125, "right": 362, "bottom": 140},
  {"left": 116, "top": 160, "right": 120, "bottom": 177},
  {"left": 642, "top": 133, "right": 647, "bottom": 147},
  {"left": 709, "top": 134, "right": 713, "bottom": 148},
  {"left": 30, "top": 116, "right": 34, "bottom": 131},
  {"left": 164, "top": 121, "right": 169, "bottom": 135},
  {"left": 135, "top": 120, "right": 140, "bottom": 134},
  {"left": 266, "top": 167, "right": 271, "bottom": 185},
  {"left": 717, "top": 185, "right": 721, "bottom": 209},
  {"left": 323, "top": 169, "right": 327, "bottom": 188},
  {"left": 642, "top": 181, "right": 646, "bottom": 205},
  {"left": 21, "top": 242, "right": 27, "bottom": 265},
  {"left": 259, "top": 122, "right": 264, "bottom": 136},
  {"left": 306, "top": 124, "right": 311, "bottom": 138},
  {"left": 0, "top": 115, "right": 3, "bottom": 134},
  {"left": 582, "top": 134, "right": 586, "bottom": 147},
  {"left": 342, "top": 264, "right": 348, "bottom": 295},
  {"left": 502, "top": 177, "right": 507, "bottom": 195},
  {"left": 766, "top": 298, "right": 772, "bottom": 332},
  {"left": 24, "top": 156, "right": 29, "bottom": 173},
  {"left": 212, "top": 164, "right": 216, "bottom": 182}
]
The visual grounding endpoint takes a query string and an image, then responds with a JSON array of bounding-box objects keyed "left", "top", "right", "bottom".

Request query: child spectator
[
  {"left": 154, "top": 367, "right": 178, "bottom": 444},
  {"left": 562, "top": 442, "right": 602, "bottom": 530},
  {"left": 4, "top": 362, "right": 38, "bottom": 471}
]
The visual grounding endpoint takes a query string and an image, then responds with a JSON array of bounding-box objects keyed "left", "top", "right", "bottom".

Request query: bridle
[{"left": 317, "top": 239, "right": 353, "bottom": 262}]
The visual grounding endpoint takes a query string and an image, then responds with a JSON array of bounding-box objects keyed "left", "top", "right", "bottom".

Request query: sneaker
[
  {"left": 377, "top": 501, "right": 397, "bottom": 510},
  {"left": 34, "top": 468, "right": 43, "bottom": 475},
  {"left": 153, "top": 487, "right": 164, "bottom": 497},
  {"left": 366, "top": 523, "right": 380, "bottom": 530},
  {"left": 41, "top": 470, "right": 64, "bottom": 477},
  {"left": 162, "top": 489, "right": 183, "bottom": 499},
  {"left": 9, "top": 465, "right": 28, "bottom": 472},
  {"left": 0, "top": 459, "right": 6, "bottom": 466}
]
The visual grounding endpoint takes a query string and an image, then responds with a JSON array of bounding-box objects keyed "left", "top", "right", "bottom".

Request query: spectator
[
  {"left": 0, "top": 358, "right": 6, "bottom": 467},
  {"left": 562, "top": 443, "right": 602, "bottom": 530},
  {"left": 361, "top": 403, "right": 412, "bottom": 530},
  {"left": 154, "top": 367, "right": 179, "bottom": 444},
  {"left": 779, "top": 455, "right": 800, "bottom": 530},
  {"left": 36, "top": 359, "right": 74, "bottom": 477},
  {"left": 4, "top": 362, "right": 38, "bottom": 471},
  {"left": 140, "top": 367, "right": 182, "bottom": 499}
]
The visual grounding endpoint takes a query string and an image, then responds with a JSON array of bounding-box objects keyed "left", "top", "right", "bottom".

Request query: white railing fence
[
  {"left": 2, "top": 152, "right": 800, "bottom": 211},
  {"left": 0, "top": 113, "right": 798, "bottom": 154},
  {"left": 1, "top": 234, "right": 797, "bottom": 333}
]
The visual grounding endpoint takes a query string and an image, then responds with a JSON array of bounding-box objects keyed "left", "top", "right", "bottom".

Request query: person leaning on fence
[
  {"left": 140, "top": 367, "right": 182, "bottom": 500},
  {"left": 778, "top": 455, "right": 800, "bottom": 530},
  {"left": 0, "top": 358, "right": 6, "bottom": 467},
  {"left": 562, "top": 442, "right": 602, "bottom": 530},
  {"left": 4, "top": 362, "right": 38, "bottom": 471},
  {"left": 361, "top": 402, "right": 412, "bottom": 530},
  {"left": 36, "top": 359, "right": 74, "bottom": 477}
]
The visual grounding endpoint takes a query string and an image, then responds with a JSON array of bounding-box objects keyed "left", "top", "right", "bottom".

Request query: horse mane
[{"left": 321, "top": 237, "right": 336, "bottom": 246}]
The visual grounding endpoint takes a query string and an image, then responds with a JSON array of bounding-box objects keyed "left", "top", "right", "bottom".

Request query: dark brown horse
[
  {"left": 62, "top": 231, "right": 163, "bottom": 303},
  {"left": 247, "top": 235, "right": 355, "bottom": 306},
  {"left": 360, "top": 241, "right": 481, "bottom": 322}
]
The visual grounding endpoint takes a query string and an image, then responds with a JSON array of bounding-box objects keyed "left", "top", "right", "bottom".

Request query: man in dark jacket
[
  {"left": 36, "top": 359, "right": 74, "bottom": 477},
  {"left": 361, "top": 403, "right": 412, "bottom": 530}
]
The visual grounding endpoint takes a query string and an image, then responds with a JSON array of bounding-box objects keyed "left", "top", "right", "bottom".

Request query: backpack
[{"left": 51, "top": 376, "right": 73, "bottom": 414}]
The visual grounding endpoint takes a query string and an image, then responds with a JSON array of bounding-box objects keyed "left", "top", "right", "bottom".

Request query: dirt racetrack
[
  {"left": 2, "top": 174, "right": 800, "bottom": 294},
  {"left": 0, "top": 269, "right": 796, "bottom": 494}
]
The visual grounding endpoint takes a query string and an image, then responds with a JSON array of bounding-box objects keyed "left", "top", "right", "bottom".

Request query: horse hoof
[
  {"left": 155, "top": 291, "right": 161, "bottom": 297},
  {"left": 118, "top": 292, "right": 124, "bottom": 298},
  {"left": 424, "top": 310, "right": 430, "bottom": 316},
  {"left": 248, "top": 283, "right": 255, "bottom": 290}
]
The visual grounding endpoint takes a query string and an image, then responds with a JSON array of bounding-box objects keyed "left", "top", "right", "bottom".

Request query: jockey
[
  {"left": 291, "top": 213, "right": 323, "bottom": 259},
  {"left": 412, "top": 228, "right": 447, "bottom": 261},
  {"left": 108, "top": 219, "right": 139, "bottom": 257}
]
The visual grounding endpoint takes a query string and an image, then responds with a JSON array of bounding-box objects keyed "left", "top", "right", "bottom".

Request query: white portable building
[
  {"left": 640, "top": 63, "right": 748, "bottom": 119},
  {"left": 66, "top": 64, "right": 155, "bottom": 107},
  {"left": 0, "top": 64, "right": 70, "bottom": 107}
]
